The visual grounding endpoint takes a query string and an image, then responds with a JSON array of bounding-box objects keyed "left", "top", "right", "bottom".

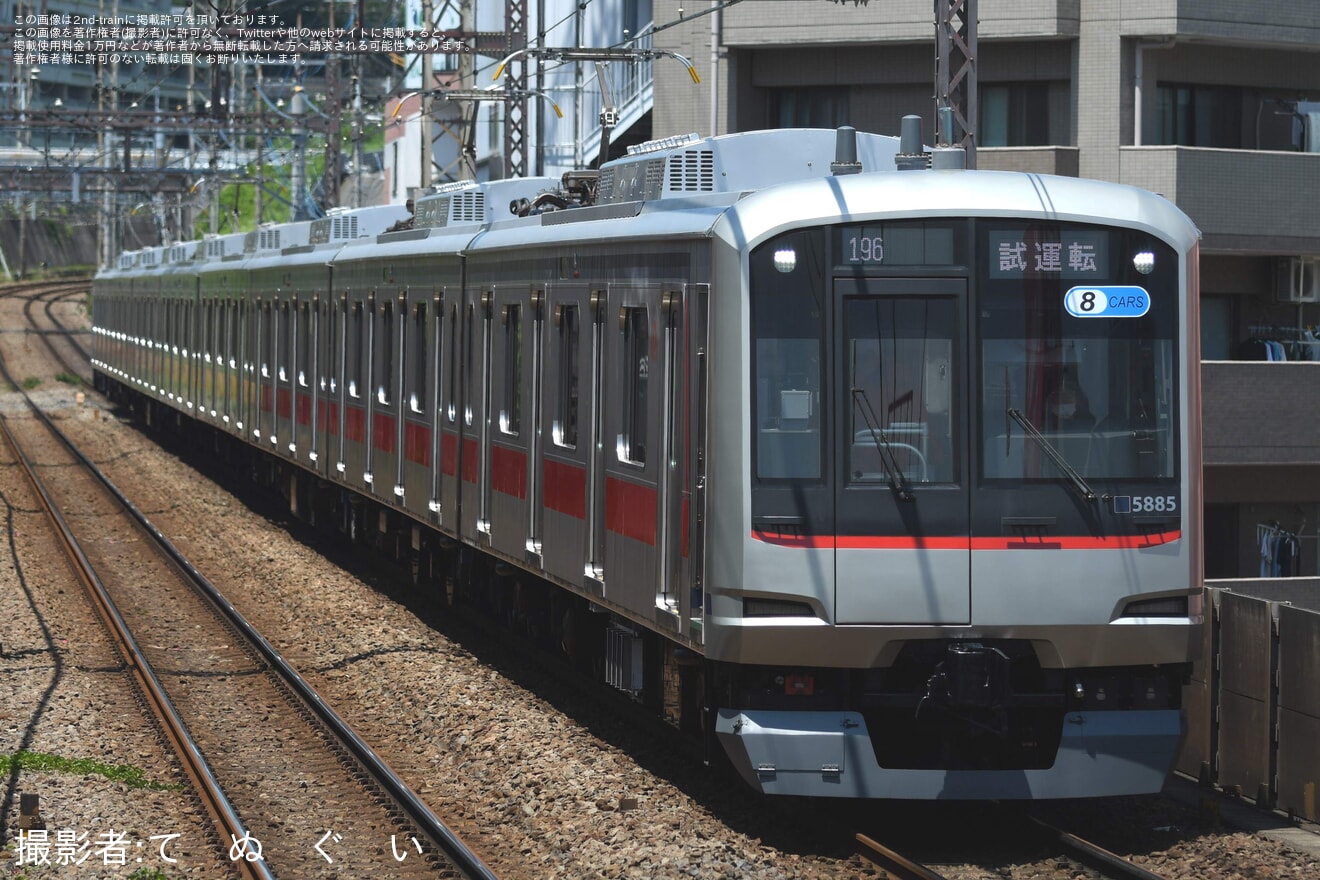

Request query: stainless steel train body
[{"left": 92, "top": 128, "right": 1203, "bottom": 800}]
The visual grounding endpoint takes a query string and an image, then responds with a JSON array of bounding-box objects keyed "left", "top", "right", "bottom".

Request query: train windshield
[{"left": 978, "top": 223, "right": 1179, "bottom": 484}]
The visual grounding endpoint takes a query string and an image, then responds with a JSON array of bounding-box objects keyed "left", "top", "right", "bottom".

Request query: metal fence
[{"left": 1181, "top": 578, "right": 1320, "bottom": 819}]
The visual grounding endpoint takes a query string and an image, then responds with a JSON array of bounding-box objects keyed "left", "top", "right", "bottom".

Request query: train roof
[
  {"left": 98, "top": 129, "right": 1200, "bottom": 279},
  {"left": 715, "top": 167, "right": 1202, "bottom": 255}
]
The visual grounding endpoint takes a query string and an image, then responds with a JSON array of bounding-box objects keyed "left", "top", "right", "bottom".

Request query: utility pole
[
  {"left": 935, "top": 0, "right": 977, "bottom": 166},
  {"left": 420, "top": 0, "right": 434, "bottom": 190},
  {"left": 459, "top": 0, "right": 476, "bottom": 180},
  {"left": 323, "top": 1, "right": 342, "bottom": 210},
  {"left": 255, "top": 66, "right": 263, "bottom": 226},
  {"left": 291, "top": 87, "right": 309, "bottom": 221}
]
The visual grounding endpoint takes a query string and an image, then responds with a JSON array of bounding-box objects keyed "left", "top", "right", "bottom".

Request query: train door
[
  {"left": 540, "top": 285, "right": 597, "bottom": 587},
  {"left": 276, "top": 297, "right": 294, "bottom": 458},
  {"left": 458, "top": 289, "right": 492, "bottom": 543},
  {"left": 437, "top": 295, "right": 461, "bottom": 533},
  {"left": 600, "top": 286, "right": 667, "bottom": 613},
  {"left": 400, "top": 289, "right": 436, "bottom": 518},
  {"left": 833, "top": 277, "right": 971, "bottom": 625},
  {"left": 293, "top": 297, "right": 314, "bottom": 464},
  {"left": 258, "top": 298, "right": 276, "bottom": 449},
  {"left": 680, "top": 283, "right": 710, "bottom": 641},
  {"left": 486, "top": 286, "right": 538, "bottom": 560}
]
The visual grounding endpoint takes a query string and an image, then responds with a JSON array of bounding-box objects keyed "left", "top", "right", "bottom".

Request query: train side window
[
  {"left": 411, "top": 301, "right": 427, "bottom": 413},
  {"left": 463, "top": 303, "right": 475, "bottom": 426},
  {"left": 553, "top": 304, "right": 580, "bottom": 448},
  {"left": 260, "top": 302, "right": 272, "bottom": 379},
  {"left": 446, "top": 303, "right": 458, "bottom": 423},
  {"left": 349, "top": 301, "right": 363, "bottom": 398},
  {"left": 298, "top": 302, "right": 310, "bottom": 387},
  {"left": 280, "top": 301, "right": 292, "bottom": 383},
  {"left": 378, "top": 299, "right": 394, "bottom": 405},
  {"left": 619, "top": 306, "right": 648, "bottom": 465},
  {"left": 500, "top": 304, "right": 522, "bottom": 436}
]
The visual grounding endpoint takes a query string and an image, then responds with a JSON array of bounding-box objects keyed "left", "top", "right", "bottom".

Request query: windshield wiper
[
  {"left": 1006, "top": 408, "right": 1100, "bottom": 503},
  {"left": 852, "top": 388, "right": 915, "bottom": 502}
]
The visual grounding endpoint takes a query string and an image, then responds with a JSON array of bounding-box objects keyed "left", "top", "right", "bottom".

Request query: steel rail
[
  {"left": 856, "top": 833, "right": 950, "bottom": 880},
  {"left": 0, "top": 364, "right": 273, "bottom": 880},
  {"left": 1028, "top": 816, "right": 1170, "bottom": 880},
  {"left": 6, "top": 363, "right": 500, "bottom": 879}
]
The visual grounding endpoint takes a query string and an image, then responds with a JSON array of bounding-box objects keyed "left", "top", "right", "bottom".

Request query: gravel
[{"left": 4, "top": 287, "right": 1319, "bottom": 879}]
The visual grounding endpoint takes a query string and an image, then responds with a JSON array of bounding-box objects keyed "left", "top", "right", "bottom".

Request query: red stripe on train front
[
  {"left": 491, "top": 444, "right": 528, "bottom": 499},
  {"left": 606, "top": 476, "right": 657, "bottom": 546},
  {"left": 752, "top": 530, "right": 1182, "bottom": 549},
  {"left": 543, "top": 458, "right": 587, "bottom": 519}
]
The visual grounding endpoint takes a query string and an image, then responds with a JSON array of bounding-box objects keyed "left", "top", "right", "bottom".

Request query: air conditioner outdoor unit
[{"left": 1277, "top": 257, "right": 1320, "bottom": 303}]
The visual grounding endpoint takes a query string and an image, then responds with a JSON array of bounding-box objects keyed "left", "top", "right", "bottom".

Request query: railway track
[
  {"left": 856, "top": 812, "right": 1174, "bottom": 880},
  {"left": 0, "top": 345, "right": 497, "bottom": 876}
]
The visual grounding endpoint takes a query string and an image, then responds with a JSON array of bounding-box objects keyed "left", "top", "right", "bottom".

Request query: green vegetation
[
  {"left": 55, "top": 372, "right": 82, "bottom": 386},
  {"left": 128, "top": 868, "right": 180, "bottom": 880},
  {"left": 0, "top": 750, "right": 180, "bottom": 790},
  {"left": 21, "top": 377, "right": 40, "bottom": 390}
]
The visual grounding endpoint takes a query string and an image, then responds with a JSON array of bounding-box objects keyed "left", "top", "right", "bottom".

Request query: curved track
[{"left": 1, "top": 281, "right": 499, "bottom": 878}]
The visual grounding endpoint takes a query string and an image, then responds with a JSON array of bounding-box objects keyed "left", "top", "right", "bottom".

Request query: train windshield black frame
[{"left": 977, "top": 223, "right": 1180, "bottom": 484}]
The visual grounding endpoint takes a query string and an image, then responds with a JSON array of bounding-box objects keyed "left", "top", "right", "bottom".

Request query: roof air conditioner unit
[{"left": 1277, "top": 257, "right": 1319, "bottom": 304}]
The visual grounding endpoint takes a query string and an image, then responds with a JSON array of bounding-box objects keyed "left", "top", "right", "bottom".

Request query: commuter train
[{"left": 92, "top": 126, "right": 1204, "bottom": 799}]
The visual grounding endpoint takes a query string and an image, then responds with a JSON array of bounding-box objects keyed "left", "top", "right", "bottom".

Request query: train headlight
[
  {"left": 1132, "top": 251, "right": 1156, "bottom": 275},
  {"left": 773, "top": 248, "right": 797, "bottom": 273}
]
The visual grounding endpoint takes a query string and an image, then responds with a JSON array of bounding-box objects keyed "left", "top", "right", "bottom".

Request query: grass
[
  {"left": 55, "top": 372, "right": 82, "bottom": 386},
  {"left": 21, "top": 376, "right": 40, "bottom": 390},
  {"left": 0, "top": 750, "right": 180, "bottom": 790}
]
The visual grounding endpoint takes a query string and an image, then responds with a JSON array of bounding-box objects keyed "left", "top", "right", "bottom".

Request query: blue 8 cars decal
[{"left": 1064, "top": 285, "right": 1150, "bottom": 318}]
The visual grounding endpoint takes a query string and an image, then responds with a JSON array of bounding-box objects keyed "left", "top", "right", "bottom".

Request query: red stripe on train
[
  {"left": 372, "top": 411, "right": 396, "bottom": 454},
  {"left": 752, "top": 530, "right": 1182, "bottom": 550},
  {"left": 403, "top": 421, "right": 431, "bottom": 467},
  {"left": 543, "top": 458, "right": 587, "bottom": 519},
  {"left": 462, "top": 437, "right": 478, "bottom": 484},
  {"left": 491, "top": 445, "right": 528, "bottom": 499},
  {"left": 441, "top": 432, "right": 458, "bottom": 476},
  {"left": 606, "top": 477, "right": 657, "bottom": 546}
]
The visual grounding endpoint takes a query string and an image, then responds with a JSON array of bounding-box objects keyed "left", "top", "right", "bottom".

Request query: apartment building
[{"left": 646, "top": 0, "right": 1320, "bottom": 577}]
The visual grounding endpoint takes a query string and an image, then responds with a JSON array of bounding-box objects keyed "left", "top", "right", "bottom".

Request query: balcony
[
  {"left": 1117, "top": 0, "right": 1320, "bottom": 47},
  {"left": 1202, "top": 361, "right": 1320, "bottom": 466},
  {"left": 722, "top": 0, "right": 1079, "bottom": 46},
  {"left": 1119, "top": 147, "right": 1320, "bottom": 256},
  {"left": 977, "top": 146, "right": 1079, "bottom": 177}
]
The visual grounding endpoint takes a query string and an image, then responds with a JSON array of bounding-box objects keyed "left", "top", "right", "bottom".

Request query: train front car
[{"left": 708, "top": 167, "right": 1203, "bottom": 799}]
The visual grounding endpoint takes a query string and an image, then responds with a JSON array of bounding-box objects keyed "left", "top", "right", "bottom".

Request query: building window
[
  {"left": 769, "top": 87, "right": 849, "bottom": 130},
  {"left": 981, "top": 82, "right": 1050, "bottom": 147},
  {"left": 1155, "top": 83, "right": 1243, "bottom": 148}
]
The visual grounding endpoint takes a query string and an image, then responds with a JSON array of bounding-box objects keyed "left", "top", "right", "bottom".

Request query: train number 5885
[{"left": 1131, "top": 495, "right": 1177, "bottom": 513}]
